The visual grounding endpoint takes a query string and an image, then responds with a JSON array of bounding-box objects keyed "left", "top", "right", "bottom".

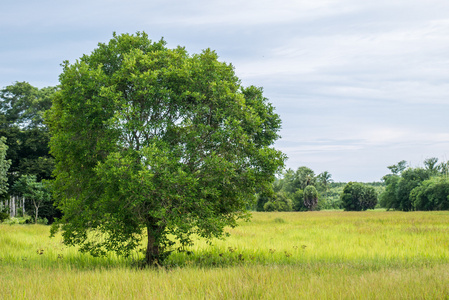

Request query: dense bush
[
  {"left": 340, "top": 182, "right": 377, "bottom": 211},
  {"left": 0, "top": 210, "right": 9, "bottom": 222},
  {"left": 291, "top": 189, "right": 305, "bottom": 211},
  {"left": 410, "top": 177, "right": 449, "bottom": 211},
  {"left": 263, "top": 192, "right": 293, "bottom": 212},
  {"left": 379, "top": 159, "right": 449, "bottom": 211},
  {"left": 395, "top": 168, "right": 430, "bottom": 211}
]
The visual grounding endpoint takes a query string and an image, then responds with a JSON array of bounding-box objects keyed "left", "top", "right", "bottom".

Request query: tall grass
[
  {"left": 1, "top": 211, "right": 449, "bottom": 299},
  {"left": 169, "top": 211, "right": 449, "bottom": 268}
]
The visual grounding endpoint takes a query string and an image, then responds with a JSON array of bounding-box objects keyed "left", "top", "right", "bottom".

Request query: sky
[{"left": 1, "top": 0, "right": 449, "bottom": 182}]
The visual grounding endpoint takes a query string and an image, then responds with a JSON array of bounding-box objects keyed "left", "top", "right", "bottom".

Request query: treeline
[
  {"left": 255, "top": 167, "right": 383, "bottom": 211},
  {"left": 380, "top": 159, "right": 449, "bottom": 211},
  {"left": 257, "top": 157, "right": 449, "bottom": 212},
  {"left": 0, "top": 82, "right": 58, "bottom": 223}
]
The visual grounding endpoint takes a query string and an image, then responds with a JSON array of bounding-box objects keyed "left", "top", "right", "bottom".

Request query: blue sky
[{"left": 2, "top": 0, "right": 449, "bottom": 182}]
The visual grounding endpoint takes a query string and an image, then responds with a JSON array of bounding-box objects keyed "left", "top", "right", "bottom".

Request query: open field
[{"left": 1, "top": 211, "right": 449, "bottom": 299}]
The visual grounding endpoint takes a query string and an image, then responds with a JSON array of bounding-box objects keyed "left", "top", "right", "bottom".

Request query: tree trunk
[
  {"left": 9, "top": 196, "right": 15, "bottom": 217},
  {"left": 144, "top": 221, "right": 164, "bottom": 266},
  {"left": 34, "top": 202, "right": 39, "bottom": 224}
]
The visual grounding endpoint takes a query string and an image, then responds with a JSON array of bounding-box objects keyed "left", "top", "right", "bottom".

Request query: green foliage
[
  {"left": 410, "top": 177, "right": 449, "bottom": 211},
  {"left": 295, "top": 166, "right": 316, "bottom": 190},
  {"left": 271, "top": 167, "right": 335, "bottom": 210},
  {"left": 46, "top": 32, "right": 285, "bottom": 265},
  {"left": 303, "top": 185, "right": 318, "bottom": 211},
  {"left": 263, "top": 192, "right": 292, "bottom": 212},
  {"left": 265, "top": 167, "right": 350, "bottom": 211},
  {"left": 256, "top": 192, "right": 272, "bottom": 212},
  {"left": 0, "top": 82, "right": 55, "bottom": 191},
  {"left": 316, "top": 171, "right": 333, "bottom": 187},
  {"left": 326, "top": 182, "right": 346, "bottom": 209},
  {"left": 379, "top": 175, "right": 400, "bottom": 210},
  {"left": 0, "top": 208, "right": 9, "bottom": 222},
  {"left": 0, "top": 82, "right": 54, "bottom": 128},
  {"left": 396, "top": 168, "right": 431, "bottom": 211},
  {"left": 387, "top": 160, "right": 408, "bottom": 175},
  {"left": 0, "top": 137, "right": 11, "bottom": 196},
  {"left": 291, "top": 189, "right": 305, "bottom": 211},
  {"left": 279, "top": 169, "right": 298, "bottom": 194},
  {"left": 379, "top": 158, "right": 449, "bottom": 211},
  {"left": 424, "top": 157, "right": 440, "bottom": 175},
  {"left": 340, "top": 182, "right": 377, "bottom": 211},
  {"left": 12, "top": 175, "right": 52, "bottom": 223}
]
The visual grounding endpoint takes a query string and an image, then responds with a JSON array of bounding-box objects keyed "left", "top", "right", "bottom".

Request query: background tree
[
  {"left": 0, "top": 137, "right": 11, "bottom": 222},
  {"left": 379, "top": 174, "right": 400, "bottom": 210},
  {"left": 439, "top": 161, "right": 449, "bottom": 177},
  {"left": 316, "top": 171, "right": 333, "bottom": 207},
  {"left": 291, "top": 189, "right": 305, "bottom": 211},
  {"left": 13, "top": 175, "right": 51, "bottom": 223},
  {"left": 0, "top": 137, "right": 11, "bottom": 197},
  {"left": 387, "top": 160, "right": 408, "bottom": 175},
  {"left": 396, "top": 168, "right": 430, "bottom": 211},
  {"left": 0, "top": 82, "right": 56, "bottom": 218},
  {"left": 47, "top": 32, "right": 285, "bottom": 266},
  {"left": 303, "top": 185, "right": 318, "bottom": 211},
  {"left": 359, "top": 185, "right": 378, "bottom": 210},
  {"left": 263, "top": 192, "right": 292, "bottom": 212},
  {"left": 423, "top": 157, "right": 440, "bottom": 175},
  {"left": 280, "top": 168, "right": 300, "bottom": 194},
  {"left": 378, "top": 160, "right": 444, "bottom": 211},
  {"left": 296, "top": 166, "right": 316, "bottom": 190},
  {"left": 410, "top": 177, "right": 449, "bottom": 211},
  {"left": 317, "top": 171, "right": 332, "bottom": 191},
  {"left": 340, "top": 182, "right": 377, "bottom": 211}
]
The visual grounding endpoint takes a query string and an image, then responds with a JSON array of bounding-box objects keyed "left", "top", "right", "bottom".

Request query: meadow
[{"left": 1, "top": 211, "right": 449, "bottom": 299}]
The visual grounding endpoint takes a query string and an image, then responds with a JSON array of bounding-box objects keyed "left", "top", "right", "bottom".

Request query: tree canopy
[
  {"left": 0, "top": 82, "right": 55, "bottom": 185},
  {"left": 46, "top": 32, "right": 285, "bottom": 265},
  {"left": 380, "top": 158, "right": 449, "bottom": 211},
  {"left": 12, "top": 175, "right": 51, "bottom": 223},
  {"left": 340, "top": 182, "right": 378, "bottom": 211},
  {"left": 303, "top": 185, "right": 318, "bottom": 211}
]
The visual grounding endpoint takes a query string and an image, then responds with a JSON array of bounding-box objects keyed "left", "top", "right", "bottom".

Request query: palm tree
[{"left": 317, "top": 171, "right": 333, "bottom": 204}]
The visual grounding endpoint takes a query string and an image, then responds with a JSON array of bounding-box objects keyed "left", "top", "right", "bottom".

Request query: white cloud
[{"left": 2, "top": 0, "right": 449, "bottom": 181}]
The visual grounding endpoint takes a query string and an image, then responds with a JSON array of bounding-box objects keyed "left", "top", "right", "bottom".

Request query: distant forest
[{"left": 257, "top": 158, "right": 449, "bottom": 212}]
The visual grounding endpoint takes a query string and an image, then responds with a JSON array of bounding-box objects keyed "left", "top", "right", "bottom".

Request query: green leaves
[
  {"left": 12, "top": 174, "right": 51, "bottom": 223},
  {"left": 0, "top": 137, "right": 10, "bottom": 195},
  {"left": 47, "top": 32, "right": 285, "bottom": 265},
  {"left": 340, "top": 182, "right": 378, "bottom": 211}
]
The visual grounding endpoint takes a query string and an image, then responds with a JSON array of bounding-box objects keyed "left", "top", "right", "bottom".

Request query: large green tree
[{"left": 47, "top": 32, "right": 285, "bottom": 265}]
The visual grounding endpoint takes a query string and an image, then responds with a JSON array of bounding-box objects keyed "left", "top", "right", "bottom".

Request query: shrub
[
  {"left": 263, "top": 193, "right": 292, "bottom": 212},
  {"left": 410, "top": 177, "right": 449, "bottom": 211},
  {"left": 341, "top": 182, "right": 377, "bottom": 211},
  {"left": 263, "top": 201, "right": 277, "bottom": 212},
  {"left": 0, "top": 210, "right": 9, "bottom": 222}
]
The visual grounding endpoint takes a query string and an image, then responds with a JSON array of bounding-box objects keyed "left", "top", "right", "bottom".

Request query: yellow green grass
[{"left": 1, "top": 211, "right": 449, "bottom": 299}]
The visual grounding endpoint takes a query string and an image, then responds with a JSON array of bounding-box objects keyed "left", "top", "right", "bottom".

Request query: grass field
[{"left": 1, "top": 211, "right": 449, "bottom": 299}]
